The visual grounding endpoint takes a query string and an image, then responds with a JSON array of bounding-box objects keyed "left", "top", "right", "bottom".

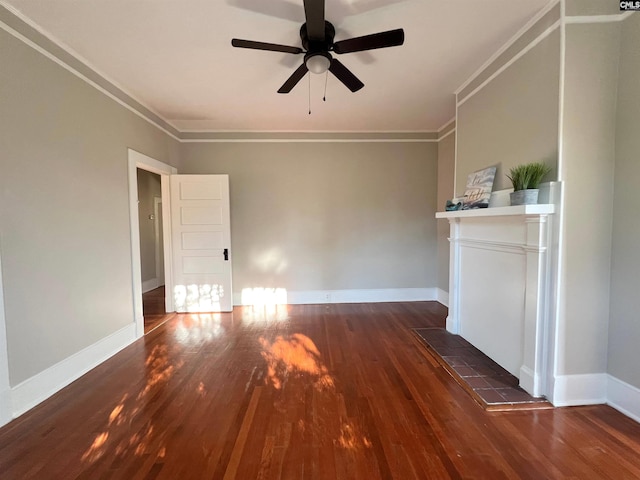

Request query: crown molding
[
  {"left": 455, "top": 0, "right": 561, "bottom": 96},
  {"left": 456, "top": 20, "right": 560, "bottom": 107},
  {"left": 437, "top": 116, "right": 456, "bottom": 133},
  {"left": 0, "top": 1, "right": 182, "bottom": 140},
  {"left": 0, "top": 3, "right": 447, "bottom": 144},
  {"left": 565, "top": 11, "right": 635, "bottom": 24}
]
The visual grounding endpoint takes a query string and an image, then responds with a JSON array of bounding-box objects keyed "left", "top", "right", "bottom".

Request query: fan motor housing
[{"left": 300, "top": 21, "right": 336, "bottom": 53}]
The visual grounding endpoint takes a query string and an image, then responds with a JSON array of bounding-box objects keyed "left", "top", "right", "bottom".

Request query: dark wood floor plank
[{"left": 1, "top": 302, "right": 640, "bottom": 479}]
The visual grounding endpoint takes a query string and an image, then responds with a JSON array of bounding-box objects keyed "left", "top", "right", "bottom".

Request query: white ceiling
[{"left": 3, "top": 0, "right": 551, "bottom": 132}]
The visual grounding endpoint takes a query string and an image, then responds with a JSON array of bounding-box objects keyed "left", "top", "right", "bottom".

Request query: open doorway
[
  {"left": 128, "top": 149, "right": 177, "bottom": 338},
  {"left": 136, "top": 169, "right": 169, "bottom": 333}
]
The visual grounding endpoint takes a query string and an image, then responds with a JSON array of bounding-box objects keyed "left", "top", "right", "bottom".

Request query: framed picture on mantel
[{"left": 462, "top": 166, "right": 497, "bottom": 209}]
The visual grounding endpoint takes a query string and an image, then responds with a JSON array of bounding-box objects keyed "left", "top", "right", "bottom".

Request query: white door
[{"left": 170, "top": 175, "right": 232, "bottom": 312}]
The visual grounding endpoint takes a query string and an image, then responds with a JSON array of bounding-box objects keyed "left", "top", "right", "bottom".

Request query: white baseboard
[
  {"left": 142, "top": 278, "right": 160, "bottom": 293},
  {"left": 436, "top": 288, "right": 449, "bottom": 307},
  {"left": 445, "top": 315, "right": 457, "bottom": 334},
  {"left": 233, "top": 288, "right": 437, "bottom": 306},
  {"left": 553, "top": 374, "right": 640, "bottom": 423},
  {"left": 607, "top": 374, "right": 640, "bottom": 423},
  {"left": 519, "top": 365, "right": 538, "bottom": 397},
  {"left": 0, "top": 387, "right": 11, "bottom": 427},
  {"left": 551, "top": 373, "right": 608, "bottom": 407},
  {"left": 10, "top": 323, "right": 137, "bottom": 420}
]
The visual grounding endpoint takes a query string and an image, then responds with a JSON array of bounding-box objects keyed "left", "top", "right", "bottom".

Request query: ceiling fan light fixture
[
  {"left": 305, "top": 53, "right": 331, "bottom": 74},
  {"left": 231, "top": 0, "right": 405, "bottom": 93}
]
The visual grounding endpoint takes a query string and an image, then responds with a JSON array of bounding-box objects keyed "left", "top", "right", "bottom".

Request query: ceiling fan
[{"left": 231, "top": 0, "right": 404, "bottom": 93}]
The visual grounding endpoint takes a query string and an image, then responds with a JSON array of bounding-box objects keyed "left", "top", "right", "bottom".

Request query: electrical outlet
[{"left": 325, "top": 293, "right": 331, "bottom": 303}]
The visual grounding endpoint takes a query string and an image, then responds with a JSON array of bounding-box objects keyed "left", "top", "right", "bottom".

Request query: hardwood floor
[
  {"left": 143, "top": 286, "right": 172, "bottom": 334},
  {"left": 1, "top": 302, "right": 639, "bottom": 479}
]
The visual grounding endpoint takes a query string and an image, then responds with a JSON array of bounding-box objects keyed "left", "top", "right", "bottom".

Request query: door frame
[
  {"left": 153, "top": 196, "right": 164, "bottom": 287},
  {"left": 128, "top": 149, "right": 177, "bottom": 338},
  {"left": 0, "top": 244, "right": 12, "bottom": 425}
]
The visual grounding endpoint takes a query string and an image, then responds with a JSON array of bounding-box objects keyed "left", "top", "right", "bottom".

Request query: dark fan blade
[
  {"left": 303, "top": 0, "right": 325, "bottom": 41},
  {"left": 333, "top": 29, "right": 404, "bottom": 54},
  {"left": 232, "top": 38, "right": 303, "bottom": 54},
  {"left": 278, "top": 63, "right": 309, "bottom": 93},
  {"left": 328, "top": 59, "right": 364, "bottom": 92}
]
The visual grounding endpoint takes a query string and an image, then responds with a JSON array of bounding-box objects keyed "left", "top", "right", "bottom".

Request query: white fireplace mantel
[
  {"left": 436, "top": 204, "right": 555, "bottom": 398},
  {"left": 435, "top": 204, "right": 555, "bottom": 219}
]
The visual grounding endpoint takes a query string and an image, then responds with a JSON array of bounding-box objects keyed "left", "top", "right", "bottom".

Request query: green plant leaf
[{"left": 508, "top": 162, "right": 551, "bottom": 191}]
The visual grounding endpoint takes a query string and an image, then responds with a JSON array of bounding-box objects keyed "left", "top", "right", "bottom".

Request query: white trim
[
  {"left": 519, "top": 365, "right": 538, "bottom": 396},
  {"left": 455, "top": 0, "right": 561, "bottom": 95},
  {"left": 436, "top": 204, "right": 555, "bottom": 219},
  {"left": 445, "top": 315, "right": 456, "bottom": 333},
  {"left": 128, "top": 150, "right": 177, "bottom": 338},
  {"left": 128, "top": 149, "right": 177, "bottom": 177},
  {"left": 142, "top": 278, "right": 160, "bottom": 294},
  {"left": 0, "top": 4, "right": 447, "bottom": 143},
  {"left": 0, "top": 18, "right": 180, "bottom": 142},
  {"left": 565, "top": 12, "right": 634, "bottom": 24},
  {"left": 0, "top": 244, "right": 11, "bottom": 426},
  {"left": 607, "top": 375, "right": 640, "bottom": 423},
  {"left": 178, "top": 129, "right": 436, "bottom": 134},
  {"left": 437, "top": 128, "right": 456, "bottom": 142},
  {"left": 446, "top": 218, "right": 461, "bottom": 334},
  {"left": 549, "top": 0, "right": 567, "bottom": 406},
  {"left": 233, "top": 288, "right": 437, "bottom": 306},
  {"left": 179, "top": 138, "right": 439, "bottom": 143},
  {"left": 153, "top": 196, "right": 164, "bottom": 287},
  {"left": 160, "top": 176, "right": 173, "bottom": 313},
  {"left": 453, "top": 94, "right": 459, "bottom": 196},
  {"left": 557, "top": 0, "right": 566, "bottom": 185},
  {"left": 454, "top": 238, "right": 529, "bottom": 255},
  {"left": 437, "top": 117, "right": 456, "bottom": 133},
  {"left": 436, "top": 288, "right": 449, "bottom": 307},
  {"left": 457, "top": 20, "right": 561, "bottom": 107},
  {"left": 11, "top": 323, "right": 136, "bottom": 418},
  {"left": 0, "top": 2, "right": 180, "bottom": 136},
  {"left": 551, "top": 373, "right": 608, "bottom": 407}
]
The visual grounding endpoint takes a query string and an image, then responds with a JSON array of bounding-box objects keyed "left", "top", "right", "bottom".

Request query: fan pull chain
[
  {"left": 323, "top": 71, "right": 328, "bottom": 101},
  {"left": 308, "top": 73, "right": 311, "bottom": 115}
]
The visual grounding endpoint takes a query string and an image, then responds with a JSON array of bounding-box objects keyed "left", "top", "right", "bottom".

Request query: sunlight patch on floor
[
  {"left": 81, "top": 344, "right": 184, "bottom": 465},
  {"left": 259, "top": 332, "right": 372, "bottom": 450},
  {"left": 174, "top": 313, "right": 225, "bottom": 344},
  {"left": 174, "top": 284, "right": 223, "bottom": 312},
  {"left": 259, "top": 333, "right": 334, "bottom": 391}
]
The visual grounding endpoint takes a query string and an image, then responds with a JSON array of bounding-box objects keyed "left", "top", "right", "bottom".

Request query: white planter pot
[{"left": 510, "top": 189, "right": 539, "bottom": 206}]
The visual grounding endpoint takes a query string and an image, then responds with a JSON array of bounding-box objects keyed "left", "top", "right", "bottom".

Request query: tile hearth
[{"left": 413, "top": 327, "right": 552, "bottom": 411}]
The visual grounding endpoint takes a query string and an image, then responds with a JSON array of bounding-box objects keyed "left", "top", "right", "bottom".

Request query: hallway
[{"left": 143, "top": 286, "right": 172, "bottom": 334}]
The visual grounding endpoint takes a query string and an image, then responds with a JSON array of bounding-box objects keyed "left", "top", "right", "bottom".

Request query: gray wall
[
  {"left": 558, "top": 22, "right": 621, "bottom": 376},
  {"left": 180, "top": 142, "right": 438, "bottom": 296},
  {"left": 609, "top": 13, "right": 640, "bottom": 388},
  {"left": 437, "top": 132, "right": 455, "bottom": 293},
  {"left": 566, "top": 0, "right": 622, "bottom": 16},
  {"left": 0, "top": 28, "right": 179, "bottom": 385},
  {"left": 137, "top": 169, "right": 162, "bottom": 283},
  {"left": 456, "top": 31, "right": 560, "bottom": 194}
]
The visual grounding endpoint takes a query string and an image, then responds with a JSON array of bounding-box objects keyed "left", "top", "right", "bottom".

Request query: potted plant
[{"left": 507, "top": 162, "right": 551, "bottom": 206}]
